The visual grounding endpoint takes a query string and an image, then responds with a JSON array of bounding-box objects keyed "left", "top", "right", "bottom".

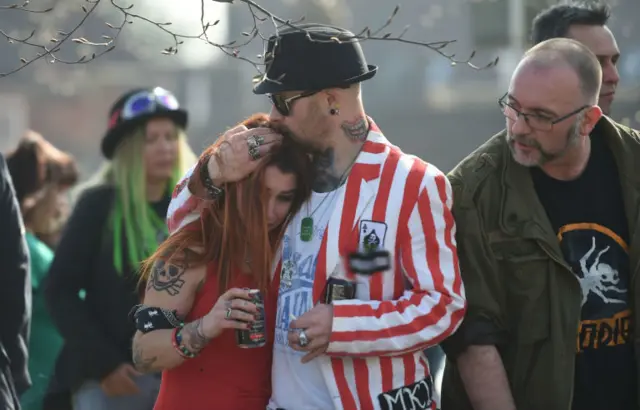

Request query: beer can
[
  {"left": 324, "top": 278, "right": 357, "bottom": 304},
  {"left": 235, "top": 289, "right": 267, "bottom": 348}
]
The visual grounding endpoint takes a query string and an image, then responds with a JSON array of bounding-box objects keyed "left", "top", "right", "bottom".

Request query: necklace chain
[
  {"left": 306, "top": 143, "right": 365, "bottom": 219},
  {"left": 300, "top": 142, "right": 366, "bottom": 241}
]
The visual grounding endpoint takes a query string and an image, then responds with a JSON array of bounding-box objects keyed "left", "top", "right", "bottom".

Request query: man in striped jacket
[{"left": 167, "top": 24, "right": 466, "bottom": 410}]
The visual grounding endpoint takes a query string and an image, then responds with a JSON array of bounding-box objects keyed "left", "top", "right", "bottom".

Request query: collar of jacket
[{"left": 499, "top": 115, "right": 640, "bottom": 275}]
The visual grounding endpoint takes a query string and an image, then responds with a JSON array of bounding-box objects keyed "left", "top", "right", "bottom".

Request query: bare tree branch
[
  {"left": 0, "top": 0, "right": 104, "bottom": 77},
  {"left": 0, "top": 1, "right": 54, "bottom": 13},
  {"left": 0, "top": 0, "right": 499, "bottom": 79}
]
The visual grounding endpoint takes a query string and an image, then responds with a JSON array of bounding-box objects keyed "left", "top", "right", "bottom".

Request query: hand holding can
[
  {"left": 201, "top": 288, "right": 257, "bottom": 340},
  {"left": 235, "top": 289, "right": 267, "bottom": 348}
]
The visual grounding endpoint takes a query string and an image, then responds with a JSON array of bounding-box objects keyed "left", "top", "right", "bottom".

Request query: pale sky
[{"left": 101, "top": 0, "right": 231, "bottom": 68}]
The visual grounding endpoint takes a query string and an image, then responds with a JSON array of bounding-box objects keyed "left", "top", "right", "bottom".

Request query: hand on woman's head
[{"left": 208, "top": 124, "right": 283, "bottom": 185}]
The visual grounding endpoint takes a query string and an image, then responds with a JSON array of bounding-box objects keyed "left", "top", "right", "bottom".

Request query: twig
[
  {"left": 0, "top": 1, "right": 54, "bottom": 13},
  {"left": 0, "top": 0, "right": 498, "bottom": 79},
  {"left": 0, "top": 0, "right": 103, "bottom": 77}
]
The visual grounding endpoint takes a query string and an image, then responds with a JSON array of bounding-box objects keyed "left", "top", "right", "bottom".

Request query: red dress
[{"left": 153, "top": 264, "right": 278, "bottom": 410}]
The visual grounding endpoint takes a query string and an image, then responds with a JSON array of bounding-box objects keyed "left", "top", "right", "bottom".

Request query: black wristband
[
  {"left": 199, "top": 154, "right": 224, "bottom": 200},
  {"left": 130, "top": 304, "right": 184, "bottom": 334}
]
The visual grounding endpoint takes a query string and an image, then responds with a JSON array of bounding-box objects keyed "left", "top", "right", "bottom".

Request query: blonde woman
[{"left": 44, "top": 87, "right": 196, "bottom": 410}]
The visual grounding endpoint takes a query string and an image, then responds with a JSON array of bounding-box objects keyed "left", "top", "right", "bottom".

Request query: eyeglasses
[
  {"left": 122, "top": 87, "right": 180, "bottom": 121},
  {"left": 268, "top": 91, "right": 318, "bottom": 116},
  {"left": 498, "top": 93, "right": 589, "bottom": 132}
]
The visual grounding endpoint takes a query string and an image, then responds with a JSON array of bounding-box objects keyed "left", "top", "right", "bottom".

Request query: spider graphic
[{"left": 577, "top": 236, "right": 626, "bottom": 307}]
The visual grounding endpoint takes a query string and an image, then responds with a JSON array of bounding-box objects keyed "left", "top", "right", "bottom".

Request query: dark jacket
[
  {"left": 441, "top": 117, "right": 640, "bottom": 410},
  {"left": 0, "top": 153, "right": 31, "bottom": 410},
  {"left": 43, "top": 185, "right": 169, "bottom": 405}
]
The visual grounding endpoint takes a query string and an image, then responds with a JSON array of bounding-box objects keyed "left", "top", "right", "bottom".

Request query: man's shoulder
[
  {"left": 391, "top": 147, "right": 447, "bottom": 185},
  {"left": 382, "top": 131, "right": 507, "bottom": 185},
  {"left": 447, "top": 130, "right": 508, "bottom": 189},
  {"left": 600, "top": 116, "right": 640, "bottom": 144}
]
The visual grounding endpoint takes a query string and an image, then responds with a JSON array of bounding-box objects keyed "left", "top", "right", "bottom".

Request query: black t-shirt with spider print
[{"left": 531, "top": 128, "right": 635, "bottom": 410}]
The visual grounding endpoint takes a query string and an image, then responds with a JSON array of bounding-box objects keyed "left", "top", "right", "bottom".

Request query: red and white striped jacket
[{"left": 167, "top": 119, "right": 466, "bottom": 410}]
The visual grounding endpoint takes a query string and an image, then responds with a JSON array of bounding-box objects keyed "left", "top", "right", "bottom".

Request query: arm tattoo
[
  {"left": 132, "top": 345, "right": 158, "bottom": 373},
  {"left": 147, "top": 259, "right": 186, "bottom": 296},
  {"left": 182, "top": 318, "right": 211, "bottom": 352},
  {"left": 146, "top": 249, "right": 197, "bottom": 296},
  {"left": 312, "top": 148, "right": 342, "bottom": 193},
  {"left": 340, "top": 116, "right": 369, "bottom": 142}
]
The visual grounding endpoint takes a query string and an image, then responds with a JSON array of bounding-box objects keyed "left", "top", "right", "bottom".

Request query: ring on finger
[
  {"left": 299, "top": 329, "right": 310, "bottom": 347},
  {"left": 246, "top": 135, "right": 264, "bottom": 149},
  {"left": 248, "top": 145, "right": 261, "bottom": 161},
  {"left": 225, "top": 307, "right": 233, "bottom": 320}
]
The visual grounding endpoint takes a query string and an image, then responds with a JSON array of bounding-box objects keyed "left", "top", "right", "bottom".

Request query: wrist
[
  {"left": 199, "top": 154, "right": 224, "bottom": 200},
  {"left": 206, "top": 154, "right": 224, "bottom": 187},
  {"left": 172, "top": 327, "right": 197, "bottom": 359},
  {"left": 201, "top": 313, "right": 218, "bottom": 340}
]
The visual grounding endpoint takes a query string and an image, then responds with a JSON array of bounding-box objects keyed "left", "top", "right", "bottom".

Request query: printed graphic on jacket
[{"left": 557, "top": 223, "right": 631, "bottom": 352}]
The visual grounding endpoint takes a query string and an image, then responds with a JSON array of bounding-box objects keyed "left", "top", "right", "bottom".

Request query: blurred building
[{"left": 0, "top": 0, "right": 638, "bottom": 177}]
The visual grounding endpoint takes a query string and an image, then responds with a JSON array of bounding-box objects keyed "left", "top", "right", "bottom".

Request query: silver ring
[
  {"left": 246, "top": 135, "right": 264, "bottom": 149},
  {"left": 225, "top": 308, "right": 232, "bottom": 319},
  {"left": 298, "top": 329, "right": 309, "bottom": 347},
  {"left": 248, "top": 145, "right": 261, "bottom": 161}
]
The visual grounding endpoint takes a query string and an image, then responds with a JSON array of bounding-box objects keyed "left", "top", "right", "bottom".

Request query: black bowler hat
[
  {"left": 101, "top": 87, "right": 188, "bottom": 159},
  {"left": 253, "top": 23, "right": 378, "bottom": 95}
]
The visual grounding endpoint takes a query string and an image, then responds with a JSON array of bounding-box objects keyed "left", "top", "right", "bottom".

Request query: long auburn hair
[{"left": 141, "top": 113, "right": 313, "bottom": 294}]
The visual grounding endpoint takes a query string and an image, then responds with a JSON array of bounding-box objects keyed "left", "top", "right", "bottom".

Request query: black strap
[{"left": 129, "top": 304, "right": 184, "bottom": 333}]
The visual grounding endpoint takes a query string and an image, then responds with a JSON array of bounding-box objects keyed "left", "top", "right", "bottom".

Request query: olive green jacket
[{"left": 441, "top": 117, "right": 640, "bottom": 410}]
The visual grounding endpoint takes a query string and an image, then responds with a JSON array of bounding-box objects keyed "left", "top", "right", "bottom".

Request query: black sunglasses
[{"left": 268, "top": 91, "right": 318, "bottom": 116}]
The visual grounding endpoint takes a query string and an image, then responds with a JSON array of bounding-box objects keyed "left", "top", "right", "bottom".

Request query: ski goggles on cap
[{"left": 121, "top": 87, "right": 180, "bottom": 121}]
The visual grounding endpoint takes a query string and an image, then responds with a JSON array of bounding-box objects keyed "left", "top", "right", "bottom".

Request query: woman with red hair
[{"left": 131, "top": 113, "right": 313, "bottom": 410}]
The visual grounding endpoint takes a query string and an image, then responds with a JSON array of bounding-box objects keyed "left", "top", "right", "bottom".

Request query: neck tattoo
[
  {"left": 341, "top": 116, "right": 369, "bottom": 142},
  {"left": 312, "top": 148, "right": 342, "bottom": 193},
  {"left": 301, "top": 142, "right": 365, "bottom": 242},
  {"left": 301, "top": 117, "right": 369, "bottom": 240}
]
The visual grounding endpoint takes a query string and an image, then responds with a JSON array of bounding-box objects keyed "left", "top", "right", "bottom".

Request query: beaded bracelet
[{"left": 171, "top": 327, "right": 198, "bottom": 359}]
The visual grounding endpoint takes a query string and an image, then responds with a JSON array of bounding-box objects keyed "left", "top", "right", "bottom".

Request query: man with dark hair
[
  {"left": 530, "top": 1, "right": 620, "bottom": 115},
  {"left": 0, "top": 152, "right": 31, "bottom": 410},
  {"left": 441, "top": 37, "right": 640, "bottom": 410}
]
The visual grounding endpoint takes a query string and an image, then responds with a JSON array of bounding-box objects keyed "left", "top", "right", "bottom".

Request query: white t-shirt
[{"left": 269, "top": 190, "right": 341, "bottom": 410}]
